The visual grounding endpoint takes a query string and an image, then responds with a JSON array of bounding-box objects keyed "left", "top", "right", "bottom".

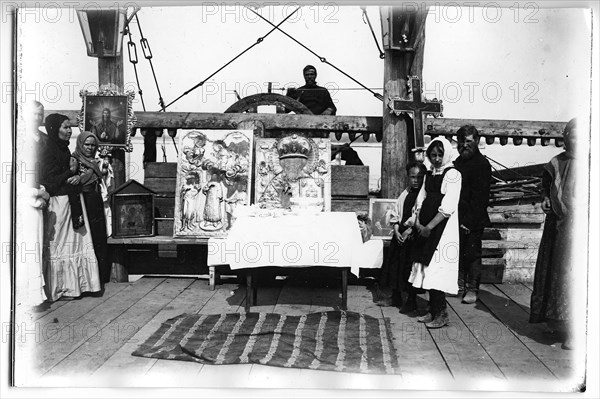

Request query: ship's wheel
[{"left": 224, "top": 93, "right": 313, "bottom": 114}]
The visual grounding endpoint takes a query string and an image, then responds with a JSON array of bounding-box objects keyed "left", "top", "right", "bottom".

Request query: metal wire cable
[
  {"left": 247, "top": 7, "right": 384, "bottom": 102},
  {"left": 135, "top": 14, "right": 166, "bottom": 111},
  {"left": 125, "top": 23, "right": 146, "bottom": 111},
  {"left": 361, "top": 6, "right": 385, "bottom": 59},
  {"left": 163, "top": 7, "right": 301, "bottom": 111}
]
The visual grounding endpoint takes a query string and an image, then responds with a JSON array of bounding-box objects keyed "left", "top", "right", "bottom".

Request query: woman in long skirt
[
  {"left": 72, "top": 131, "right": 110, "bottom": 286},
  {"left": 529, "top": 118, "right": 583, "bottom": 350},
  {"left": 40, "top": 114, "right": 101, "bottom": 301},
  {"left": 409, "top": 138, "right": 462, "bottom": 329},
  {"left": 18, "top": 100, "right": 49, "bottom": 306}
]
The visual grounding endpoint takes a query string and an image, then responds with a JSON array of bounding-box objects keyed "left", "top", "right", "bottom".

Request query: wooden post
[
  {"left": 98, "top": 55, "right": 125, "bottom": 191},
  {"left": 380, "top": 6, "right": 427, "bottom": 199},
  {"left": 99, "top": 54, "right": 128, "bottom": 282},
  {"left": 381, "top": 50, "right": 410, "bottom": 198}
]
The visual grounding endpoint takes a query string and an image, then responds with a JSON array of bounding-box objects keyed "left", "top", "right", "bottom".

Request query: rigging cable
[
  {"left": 134, "top": 14, "right": 178, "bottom": 156},
  {"left": 361, "top": 6, "right": 385, "bottom": 59},
  {"left": 136, "top": 14, "right": 166, "bottom": 112},
  {"left": 246, "top": 7, "right": 384, "bottom": 102},
  {"left": 163, "top": 6, "right": 302, "bottom": 111},
  {"left": 125, "top": 22, "right": 146, "bottom": 111}
]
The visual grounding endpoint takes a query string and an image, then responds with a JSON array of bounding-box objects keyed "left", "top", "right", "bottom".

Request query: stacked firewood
[{"left": 489, "top": 177, "right": 542, "bottom": 203}]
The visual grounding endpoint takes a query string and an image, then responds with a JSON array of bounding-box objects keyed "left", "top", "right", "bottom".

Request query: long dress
[
  {"left": 530, "top": 152, "right": 575, "bottom": 323},
  {"left": 79, "top": 168, "right": 110, "bottom": 284},
  {"left": 18, "top": 133, "right": 49, "bottom": 306},
  {"left": 40, "top": 138, "right": 101, "bottom": 301},
  {"left": 379, "top": 188, "right": 419, "bottom": 291},
  {"left": 408, "top": 167, "right": 461, "bottom": 295},
  {"left": 44, "top": 195, "right": 102, "bottom": 300},
  {"left": 202, "top": 181, "right": 223, "bottom": 226}
]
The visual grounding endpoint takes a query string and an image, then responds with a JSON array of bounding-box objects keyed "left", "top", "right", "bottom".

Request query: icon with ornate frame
[{"left": 79, "top": 89, "right": 136, "bottom": 153}]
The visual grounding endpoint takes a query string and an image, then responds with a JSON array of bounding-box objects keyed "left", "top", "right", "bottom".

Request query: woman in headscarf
[
  {"left": 530, "top": 118, "right": 581, "bottom": 350},
  {"left": 39, "top": 114, "right": 101, "bottom": 301},
  {"left": 72, "top": 131, "right": 110, "bottom": 285},
  {"left": 18, "top": 100, "right": 49, "bottom": 307},
  {"left": 408, "top": 138, "right": 462, "bottom": 329}
]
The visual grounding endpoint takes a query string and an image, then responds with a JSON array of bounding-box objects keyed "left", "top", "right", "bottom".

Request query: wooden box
[
  {"left": 331, "top": 165, "right": 369, "bottom": 197},
  {"left": 111, "top": 179, "right": 156, "bottom": 238},
  {"left": 145, "top": 162, "right": 177, "bottom": 237}
]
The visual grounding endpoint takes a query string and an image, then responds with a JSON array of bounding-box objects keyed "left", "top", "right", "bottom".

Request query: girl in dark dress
[
  {"left": 72, "top": 131, "right": 111, "bottom": 285},
  {"left": 375, "top": 161, "right": 426, "bottom": 312},
  {"left": 408, "top": 138, "right": 462, "bottom": 329}
]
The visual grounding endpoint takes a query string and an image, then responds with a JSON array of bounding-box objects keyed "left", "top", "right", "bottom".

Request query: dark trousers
[
  {"left": 429, "top": 289, "right": 447, "bottom": 317},
  {"left": 459, "top": 228, "right": 484, "bottom": 292},
  {"left": 82, "top": 190, "right": 110, "bottom": 284}
]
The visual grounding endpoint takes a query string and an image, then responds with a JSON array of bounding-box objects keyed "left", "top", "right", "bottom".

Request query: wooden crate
[
  {"left": 331, "top": 198, "right": 370, "bottom": 214},
  {"left": 145, "top": 162, "right": 177, "bottom": 236},
  {"left": 331, "top": 165, "right": 369, "bottom": 197}
]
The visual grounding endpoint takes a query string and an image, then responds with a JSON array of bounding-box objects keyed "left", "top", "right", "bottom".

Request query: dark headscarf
[
  {"left": 72, "top": 131, "right": 102, "bottom": 183},
  {"left": 45, "top": 113, "right": 70, "bottom": 149}
]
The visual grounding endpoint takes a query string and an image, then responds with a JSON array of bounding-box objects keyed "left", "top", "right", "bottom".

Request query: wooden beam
[
  {"left": 48, "top": 110, "right": 382, "bottom": 134},
  {"left": 48, "top": 109, "right": 565, "bottom": 142},
  {"left": 426, "top": 118, "right": 566, "bottom": 140}
]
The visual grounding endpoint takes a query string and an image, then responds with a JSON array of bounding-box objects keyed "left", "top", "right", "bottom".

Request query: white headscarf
[{"left": 426, "top": 137, "right": 455, "bottom": 175}]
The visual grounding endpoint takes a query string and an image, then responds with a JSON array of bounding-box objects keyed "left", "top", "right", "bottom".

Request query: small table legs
[
  {"left": 245, "top": 270, "right": 256, "bottom": 312},
  {"left": 341, "top": 268, "right": 348, "bottom": 310},
  {"left": 243, "top": 268, "right": 349, "bottom": 312}
]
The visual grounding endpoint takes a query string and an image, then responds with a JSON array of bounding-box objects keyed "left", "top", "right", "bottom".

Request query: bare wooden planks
[
  {"left": 44, "top": 278, "right": 194, "bottom": 377},
  {"left": 32, "top": 277, "right": 166, "bottom": 380},
  {"left": 94, "top": 279, "right": 215, "bottom": 380},
  {"left": 21, "top": 277, "right": 580, "bottom": 389},
  {"left": 446, "top": 292, "right": 556, "bottom": 381},
  {"left": 427, "top": 301, "right": 506, "bottom": 382},
  {"left": 478, "top": 284, "right": 575, "bottom": 380}
]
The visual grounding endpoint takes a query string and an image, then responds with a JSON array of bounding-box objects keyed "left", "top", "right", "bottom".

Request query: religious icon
[
  {"left": 369, "top": 198, "right": 398, "bottom": 239},
  {"left": 254, "top": 135, "right": 331, "bottom": 211},
  {"left": 79, "top": 89, "right": 136, "bottom": 152},
  {"left": 173, "top": 129, "right": 253, "bottom": 238}
]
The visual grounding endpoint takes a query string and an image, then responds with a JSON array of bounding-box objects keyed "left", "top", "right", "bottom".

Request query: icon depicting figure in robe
[
  {"left": 201, "top": 174, "right": 224, "bottom": 231},
  {"left": 179, "top": 172, "right": 201, "bottom": 232}
]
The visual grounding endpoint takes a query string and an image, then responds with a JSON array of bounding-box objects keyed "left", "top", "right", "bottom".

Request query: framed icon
[
  {"left": 79, "top": 89, "right": 136, "bottom": 152},
  {"left": 368, "top": 198, "right": 398, "bottom": 239}
]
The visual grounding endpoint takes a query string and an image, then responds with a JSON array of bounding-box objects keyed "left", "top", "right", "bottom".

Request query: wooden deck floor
[{"left": 14, "top": 275, "right": 584, "bottom": 392}]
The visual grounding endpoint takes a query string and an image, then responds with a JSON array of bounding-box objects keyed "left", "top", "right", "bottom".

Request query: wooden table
[
  {"left": 243, "top": 267, "right": 350, "bottom": 312},
  {"left": 207, "top": 212, "right": 374, "bottom": 312}
]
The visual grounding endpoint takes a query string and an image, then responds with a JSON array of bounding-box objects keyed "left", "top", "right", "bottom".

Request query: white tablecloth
[{"left": 207, "top": 212, "right": 383, "bottom": 277}]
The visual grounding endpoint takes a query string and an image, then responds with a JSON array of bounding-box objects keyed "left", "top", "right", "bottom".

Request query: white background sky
[{"left": 2, "top": 2, "right": 599, "bottom": 398}]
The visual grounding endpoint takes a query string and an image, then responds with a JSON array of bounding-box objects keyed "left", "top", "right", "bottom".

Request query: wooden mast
[
  {"left": 98, "top": 55, "right": 128, "bottom": 282},
  {"left": 98, "top": 56, "right": 126, "bottom": 191},
  {"left": 380, "top": 6, "right": 428, "bottom": 198}
]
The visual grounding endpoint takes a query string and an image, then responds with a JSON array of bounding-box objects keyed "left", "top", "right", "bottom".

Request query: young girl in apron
[{"left": 409, "top": 138, "right": 462, "bottom": 328}]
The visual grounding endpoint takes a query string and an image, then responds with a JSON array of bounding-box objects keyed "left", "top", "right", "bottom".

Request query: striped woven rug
[{"left": 132, "top": 311, "right": 398, "bottom": 374}]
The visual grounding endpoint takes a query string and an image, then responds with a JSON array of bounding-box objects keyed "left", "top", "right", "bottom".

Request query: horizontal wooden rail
[{"left": 45, "top": 110, "right": 566, "bottom": 144}]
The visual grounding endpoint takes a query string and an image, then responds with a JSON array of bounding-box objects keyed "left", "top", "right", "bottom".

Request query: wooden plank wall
[{"left": 483, "top": 202, "right": 543, "bottom": 283}]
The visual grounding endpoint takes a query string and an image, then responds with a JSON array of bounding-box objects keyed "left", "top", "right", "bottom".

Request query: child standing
[
  {"left": 375, "top": 161, "right": 426, "bottom": 311},
  {"left": 409, "top": 138, "right": 462, "bottom": 328}
]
